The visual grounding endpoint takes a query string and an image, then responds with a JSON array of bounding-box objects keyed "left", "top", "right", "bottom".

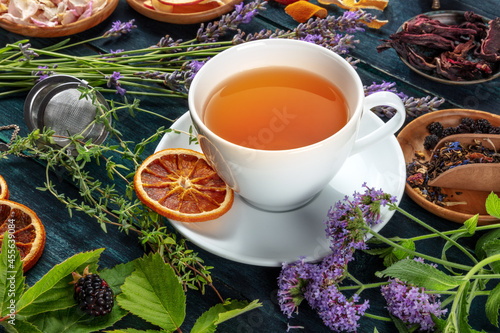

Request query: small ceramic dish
[
  {"left": 394, "top": 10, "right": 500, "bottom": 85},
  {"left": 397, "top": 109, "right": 500, "bottom": 224},
  {"left": 127, "top": 0, "right": 242, "bottom": 24},
  {"left": 0, "top": 0, "right": 119, "bottom": 38}
]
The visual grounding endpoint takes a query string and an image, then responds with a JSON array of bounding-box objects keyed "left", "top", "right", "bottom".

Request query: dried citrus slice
[
  {"left": 134, "top": 148, "right": 234, "bottom": 222},
  {"left": 0, "top": 199, "right": 46, "bottom": 272},
  {"left": 0, "top": 175, "right": 8, "bottom": 200}
]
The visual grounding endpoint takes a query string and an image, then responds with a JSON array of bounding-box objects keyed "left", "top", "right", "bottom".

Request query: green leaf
[
  {"left": 191, "top": 299, "right": 262, "bottom": 333},
  {"left": 16, "top": 249, "right": 104, "bottom": 317},
  {"left": 392, "top": 239, "right": 415, "bottom": 260},
  {"left": 486, "top": 192, "right": 500, "bottom": 219},
  {"left": 476, "top": 229, "right": 500, "bottom": 260},
  {"left": 388, "top": 313, "right": 411, "bottom": 333},
  {"left": 27, "top": 304, "right": 127, "bottom": 333},
  {"left": 117, "top": 253, "right": 186, "bottom": 331},
  {"left": 485, "top": 282, "right": 500, "bottom": 327},
  {"left": 0, "top": 232, "right": 25, "bottom": 318},
  {"left": 99, "top": 261, "right": 136, "bottom": 295},
  {"left": 0, "top": 319, "right": 44, "bottom": 333},
  {"left": 483, "top": 239, "right": 500, "bottom": 274},
  {"left": 105, "top": 330, "right": 167, "bottom": 333},
  {"left": 376, "top": 259, "right": 460, "bottom": 291},
  {"left": 464, "top": 215, "right": 478, "bottom": 234}
]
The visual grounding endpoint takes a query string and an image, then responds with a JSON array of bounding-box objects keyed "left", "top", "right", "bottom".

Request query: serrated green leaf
[
  {"left": 483, "top": 239, "right": 500, "bottom": 273},
  {"left": 485, "top": 282, "right": 500, "bottom": 327},
  {"left": 117, "top": 252, "right": 186, "bottom": 331},
  {"left": 0, "top": 232, "right": 25, "bottom": 318},
  {"left": 476, "top": 229, "right": 500, "bottom": 260},
  {"left": 99, "top": 261, "right": 136, "bottom": 295},
  {"left": 28, "top": 303, "right": 126, "bottom": 333},
  {"left": 486, "top": 192, "right": 500, "bottom": 219},
  {"left": 464, "top": 215, "right": 478, "bottom": 234},
  {"left": 1, "top": 319, "right": 44, "bottom": 333},
  {"left": 393, "top": 240, "right": 415, "bottom": 260},
  {"left": 16, "top": 249, "right": 104, "bottom": 317},
  {"left": 191, "top": 299, "right": 262, "bottom": 333},
  {"left": 376, "top": 260, "right": 460, "bottom": 291}
]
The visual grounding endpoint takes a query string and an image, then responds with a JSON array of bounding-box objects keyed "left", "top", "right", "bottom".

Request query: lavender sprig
[{"left": 103, "top": 19, "right": 137, "bottom": 37}]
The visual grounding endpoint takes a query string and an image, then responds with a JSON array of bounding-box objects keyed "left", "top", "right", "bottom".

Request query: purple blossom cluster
[
  {"left": 32, "top": 65, "right": 57, "bottom": 82},
  {"left": 103, "top": 19, "right": 137, "bottom": 38},
  {"left": 364, "top": 81, "right": 445, "bottom": 119},
  {"left": 381, "top": 275, "right": 447, "bottom": 331},
  {"left": 164, "top": 59, "right": 207, "bottom": 92},
  {"left": 106, "top": 71, "right": 126, "bottom": 96},
  {"left": 278, "top": 184, "right": 395, "bottom": 332}
]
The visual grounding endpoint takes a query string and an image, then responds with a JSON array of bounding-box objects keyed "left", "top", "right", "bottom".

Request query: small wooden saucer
[
  {"left": 126, "top": 0, "right": 242, "bottom": 24},
  {"left": 397, "top": 109, "right": 500, "bottom": 224},
  {"left": 0, "top": 0, "right": 119, "bottom": 37}
]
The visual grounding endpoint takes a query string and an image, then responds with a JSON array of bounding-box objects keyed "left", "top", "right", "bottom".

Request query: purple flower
[
  {"left": 32, "top": 65, "right": 51, "bottom": 81},
  {"left": 18, "top": 43, "right": 38, "bottom": 61},
  {"left": 381, "top": 278, "right": 447, "bottom": 331},
  {"left": 105, "top": 71, "right": 126, "bottom": 95},
  {"left": 103, "top": 19, "right": 137, "bottom": 37}
]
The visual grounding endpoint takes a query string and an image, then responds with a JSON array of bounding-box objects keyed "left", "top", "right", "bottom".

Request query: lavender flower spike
[{"left": 103, "top": 19, "right": 137, "bottom": 37}]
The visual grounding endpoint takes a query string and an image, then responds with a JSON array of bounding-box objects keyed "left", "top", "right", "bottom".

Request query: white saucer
[{"left": 155, "top": 111, "right": 406, "bottom": 267}]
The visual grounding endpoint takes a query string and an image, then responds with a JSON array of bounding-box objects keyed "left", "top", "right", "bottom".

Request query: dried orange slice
[
  {"left": 0, "top": 199, "right": 46, "bottom": 272},
  {"left": 134, "top": 148, "right": 234, "bottom": 222},
  {"left": 0, "top": 175, "right": 8, "bottom": 200}
]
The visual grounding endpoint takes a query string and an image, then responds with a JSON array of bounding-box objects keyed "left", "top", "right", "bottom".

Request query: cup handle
[{"left": 350, "top": 91, "right": 406, "bottom": 155}]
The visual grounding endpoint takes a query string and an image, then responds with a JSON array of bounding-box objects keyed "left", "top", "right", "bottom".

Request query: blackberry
[
  {"left": 441, "top": 126, "right": 457, "bottom": 137},
  {"left": 423, "top": 134, "right": 440, "bottom": 150},
  {"left": 73, "top": 270, "right": 114, "bottom": 317},
  {"left": 426, "top": 121, "right": 444, "bottom": 137},
  {"left": 456, "top": 117, "right": 476, "bottom": 133}
]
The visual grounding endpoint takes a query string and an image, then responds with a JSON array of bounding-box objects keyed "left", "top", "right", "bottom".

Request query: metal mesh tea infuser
[{"left": 24, "top": 75, "right": 111, "bottom": 153}]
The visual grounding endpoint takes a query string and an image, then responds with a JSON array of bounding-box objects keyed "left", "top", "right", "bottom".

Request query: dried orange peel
[
  {"left": 285, "top": 1, "right": 327, "bottom": 23},
  {"left": 0, "top": 199, "right": 46, "bottom": 272},
  {"left": 317, "top": 0, "right": 388, "bottom": 10},
  {"left": 0, "top": 175, "right": 8, "bottom": 200},
  {"left": 134, "top": 148, "right": 234, "bottom": 222}
]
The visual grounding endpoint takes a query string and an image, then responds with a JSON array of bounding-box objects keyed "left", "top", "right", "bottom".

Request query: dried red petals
[{"left": 378, "top": 11, "right": 500, "bottom": 81}]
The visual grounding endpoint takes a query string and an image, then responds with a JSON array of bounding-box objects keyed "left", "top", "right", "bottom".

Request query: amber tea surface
[{"left": 203, "top": 67, "right": 349, "bottom": 150}]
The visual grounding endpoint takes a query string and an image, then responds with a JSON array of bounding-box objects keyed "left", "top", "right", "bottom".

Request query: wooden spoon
[{"left": 427, "top": 134, "right": 500, "bottom": 192}]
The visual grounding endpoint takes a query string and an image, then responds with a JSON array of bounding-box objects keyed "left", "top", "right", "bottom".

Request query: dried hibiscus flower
[{"left": 377, "top": 11, "right": 500, "bottom": 82}]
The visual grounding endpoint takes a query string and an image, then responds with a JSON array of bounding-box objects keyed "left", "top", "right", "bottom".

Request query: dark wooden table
[{"left": 1, "top": 0, "right": 499, "bottom": 332}]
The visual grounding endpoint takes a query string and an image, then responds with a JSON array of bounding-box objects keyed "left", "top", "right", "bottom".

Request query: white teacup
[{"left": 188, "top": 39, "right": 405, "bottom": 212}]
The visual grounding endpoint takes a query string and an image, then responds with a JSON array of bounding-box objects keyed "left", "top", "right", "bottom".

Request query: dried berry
[
  {"left": 427, "top": 121, "right": 444, "bottom": 137},
  {"left": 441, "top": 126, "right": 457, "bottom": 137},
  {"left": 73, "top": 267, "right": 114, "bottom": 317},
  {"left": 475, "top": 118, "right": 492, "bottom": 133},
  {"left": 423, "top": 134, "right": 440, "bottom": 150}
]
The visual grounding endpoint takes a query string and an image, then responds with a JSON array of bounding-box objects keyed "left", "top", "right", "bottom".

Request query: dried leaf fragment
[{"left": 285, "top": 1, "right": 327, "bottom": 23}]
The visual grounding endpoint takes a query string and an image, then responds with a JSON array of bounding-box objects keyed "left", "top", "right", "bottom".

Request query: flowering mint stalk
[{"left": 278, "top": 184, "right": 395, "bottom": 332}]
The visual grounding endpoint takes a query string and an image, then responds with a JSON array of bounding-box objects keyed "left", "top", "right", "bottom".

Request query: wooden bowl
[
  {"left": 127, "top": 0, "right": 242, "bottom": 25},
  {"left": 0, "top": 0, "right": 119, "bottom": 38},
  {"left": 397, "top": 109, "right": 500, "bottom": 224}
]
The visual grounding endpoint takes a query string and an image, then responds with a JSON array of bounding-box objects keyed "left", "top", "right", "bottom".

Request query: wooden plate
[
  {"left": 397, "top": 109, "right": 500, "bottom": 224},
  {"left": 127, "top": 0, "right": 242, "bottom": 25},
  {"left": 395, "top": 11, "right": 500, "bottom": 85},
  {"left": 0, "top": 0, "right": 119, "bottom": 38}
]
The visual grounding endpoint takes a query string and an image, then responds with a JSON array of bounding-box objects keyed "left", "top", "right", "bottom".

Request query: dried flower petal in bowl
[
  {"left": 0, "top": 0, "right": 119, "bottom": 37},
  {"left": 378, "top": 11, "right": 500, "bottom": 85}
]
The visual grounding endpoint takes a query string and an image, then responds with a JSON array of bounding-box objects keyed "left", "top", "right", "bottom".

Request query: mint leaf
[
  {"left": 191, "top": 299, "right": 262, "bottom": 333},
  {"left": 483, "top": 239, "right": 500, "bottom": 274},
  {"left": 376, "top": 259, "right": 460, "bottom": 291},
  {"left": 27, "top": 305, "right": 126, "bottom": 333},
  {"left": 393, "top": 239, "right": 415, "bottom": 260},
  {"left": 476, "top": 229, "right": 500, "bottom": 260},
  {"left": 486, "top": 192, "right": 500, "bottom": 219},
  {"left": 117, "top": 253, "right": 186, "bottom": 331},
  {"left": 0, "top": 232, "right": 25, "bottom": 318},
  {"left": 485, "top": 282, "right": 500, "bottom": 327},
  {"left": 464, "top": 214, "right": 478, "bottom": 234},
  {"left": 16, "top": 249, "right": 104, "bottom": 317}
]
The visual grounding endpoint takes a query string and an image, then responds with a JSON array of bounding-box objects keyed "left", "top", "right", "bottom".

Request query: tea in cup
[{"left": 188, "top": 39, "right": 405, "bottom": 211}]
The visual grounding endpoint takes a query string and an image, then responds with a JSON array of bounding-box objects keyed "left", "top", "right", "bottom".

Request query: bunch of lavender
[
  {"left": 279, "top": 185, "right": 500, "bottom": 332},
  {"left": 0, "top": 2, "right": 379, "bottom": 98},
  {"left": 278, "top": 184, "right": 394, "bottom": 332},
  {"left": 364, "top": 81, "right": 446, "bottom": 119}
]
